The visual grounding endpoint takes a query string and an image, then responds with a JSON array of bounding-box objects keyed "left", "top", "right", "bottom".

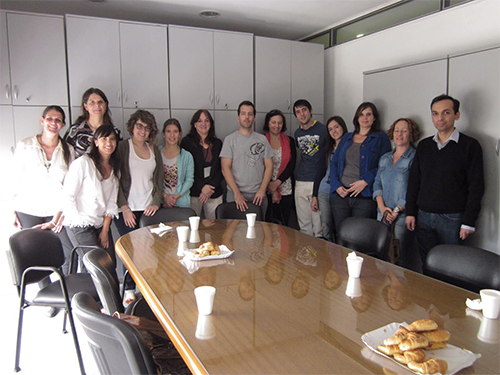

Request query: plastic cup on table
[
  {"left": 480, "top": 289, "right": 500, "bottom": 319},
  {"left": 346, "top": 251, "right": 364, "bottom": 278},
  {"left": 246, "top": 213, "right": 257, "bottom": 227},
  {"left": 176, "top": 226, "right": 189, "bottom": 243},
  {"left": 194, "top": 286, "right": 216, "bottom": 315},
  {"left": 189, "top": 216, "right": 200, "bottom": 231}
]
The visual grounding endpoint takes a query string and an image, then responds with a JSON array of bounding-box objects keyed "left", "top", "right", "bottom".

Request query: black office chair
[
  {"left": 139, "top": 207, "right": 197, "bottom": 227},
  {"left": 215, "top": 201, "right": 263, "bottom": 221},
  {"left": 336, "top": 217, "right": 391, "bottom": 260},
  {"left": 424, "top": 244, "right": 500, "bottom": 293},
  {"left": 9, "top": 228, "right": 99, "bottom": 374},
  {"left": 72, "top": 292, "right": 158, "bottom": 375},
  {"left": 83, "top": 248, "right": 156, "bottom": 320}
]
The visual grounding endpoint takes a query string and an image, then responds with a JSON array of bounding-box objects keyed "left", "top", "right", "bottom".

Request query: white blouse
[
  {"left": 63, "top": 155, "right": 119, "bottom": 228},
  {"left": 13, "top": 136, "right": 75, "bottom": 217}
]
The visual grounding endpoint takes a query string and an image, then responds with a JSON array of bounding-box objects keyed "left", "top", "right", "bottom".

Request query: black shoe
[{"left": 46, "top": 307, "right": 60, "bottom": 318}]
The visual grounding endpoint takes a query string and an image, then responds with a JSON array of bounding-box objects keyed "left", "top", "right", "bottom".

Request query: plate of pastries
[
  {"left": 183, "top": 242, "right": 234, "bottom": 261},
  {"left": 362, "top": 319, "right": 481, "bottom": 375}
]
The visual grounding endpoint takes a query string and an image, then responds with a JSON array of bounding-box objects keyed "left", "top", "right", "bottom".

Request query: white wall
[{"left": 325, "top": 0, "right": 500, "bottom": 125}]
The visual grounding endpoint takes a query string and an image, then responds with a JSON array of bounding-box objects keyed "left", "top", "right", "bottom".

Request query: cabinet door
[
  {"left": 7, "top": 13, "right": 67, "bottom": 106},
  {"left": 213, "top": 31, "right": 253, "bottom": 110},
  {"left": 255, "top": 37, "right": 291, "bottom": 114},
  {"left": 0, "top": 105, "right": 15, "bottom": 159},
  {"left": 169, "top": 26, "right": 214, "bottom": 110},
  {"left": 66, "top": 16, "right": 121, "bottom": 107},
  {"left": 0, "top": 12, "right": 11, "bottom": 105},
  {"left": 292, "top": 42, "right": 324, "bottom": 115},
  {"left": 120, "top": 22, "right": 169, "bottom": 109},
  {"left": 449, "top": 48, "right": 500, "bottom": 252}
]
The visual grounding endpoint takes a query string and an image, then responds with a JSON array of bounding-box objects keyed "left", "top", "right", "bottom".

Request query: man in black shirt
[{"left": 405, "top": 94, "right": 484, "bottom": 263}]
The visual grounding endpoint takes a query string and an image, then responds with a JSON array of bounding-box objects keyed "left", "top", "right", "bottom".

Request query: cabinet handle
[
  {"left": 124, "top": 91, "right": 128, "bottom": 103},
  {"left": 287, "top": 99, "right": 291, "bottom": 110},
  {"left": 13, "top": 86, "right": 18, "bottom": 99},
  {"left": 216, "top": 94, "right": 220, "bottom": 105},
  {"left": 209, "top": 93, "right": 214, "bottom": 104},
  {"left": 496, "top": 139, "right": 500, "bottom": 156},
  {"left": 117, "top": 90, "right": 121, "bottom": 103},
  {"left": 5, "top": 85, "right": 10, "bottom": 99}
]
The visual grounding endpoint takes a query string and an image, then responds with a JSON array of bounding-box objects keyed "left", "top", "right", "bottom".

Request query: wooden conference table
[{"left": 116, "top": 219, "right": 499, "bottom": 375}]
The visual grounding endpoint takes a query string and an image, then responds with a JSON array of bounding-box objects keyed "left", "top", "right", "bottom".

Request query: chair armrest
[{"left": 70, "top": 245, "right": 103, "bottom": 274}]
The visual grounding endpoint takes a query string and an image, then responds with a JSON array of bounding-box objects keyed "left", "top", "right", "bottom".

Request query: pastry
[
  {"left": 377, "top": 344, "right": 403, "bottom": 356},
  {"left": 407, "top": 319, "right": 438, "bottom": 332},
  {"left": 408, "top": 358, "right": 448, "bottom": 374},
  {"left": 421, "top": 329, "right": 450, "bottom": 343},
  {"left": 194, "top": 242, "right": 221, "bottom": 257},
  {"left": 425, "top": 341, "right": 448, "bottom": 350},
  {"left": 399, "top": 332, "right": 429, "bottom": 351},
  {"left": 394, "top": 349, "right": 426, "bottom": 364},
  {"left": 384, "top": 325, "right": 409, "bottom": 345}
]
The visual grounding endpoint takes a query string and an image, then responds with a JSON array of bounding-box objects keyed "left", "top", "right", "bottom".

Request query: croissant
[
  {"left": 425, "top": 341, "right": 447, "bottom": 350},
  {"left": 407, "top": 319, "right": 438, "bottom": 332},
  {"left": 377, "top": 344, "right": 403, "bottom": 356},
  {"left": 408, "top": 358, "right": 448, "bottom": 374},
  {"left": 399, "top": 332, "right": 429, "bottom": 351},
  {"left": 421, "top": 329, "right": 450, "bottom": 343},
  {"left": 384, "top": 326, "right": 409, "bottom": 345}
]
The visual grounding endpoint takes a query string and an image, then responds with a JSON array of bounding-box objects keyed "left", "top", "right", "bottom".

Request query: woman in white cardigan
[{"left": 63, "top": 125, "right": 120, "bottom": 265}]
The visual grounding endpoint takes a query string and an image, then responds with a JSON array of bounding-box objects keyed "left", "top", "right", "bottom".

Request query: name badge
[{"left": 204, "top": 166, "right": 211, "bottom": 178}]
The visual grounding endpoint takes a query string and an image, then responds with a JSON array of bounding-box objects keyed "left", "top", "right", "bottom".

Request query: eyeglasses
[{"left": 136, "top": 123, "right": 152, "bottom": 132}]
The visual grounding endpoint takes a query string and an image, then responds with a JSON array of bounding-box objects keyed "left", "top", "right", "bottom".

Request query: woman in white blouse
[
  {"left": 13, "top": 105, "right": 75, "bottom": 274},
  {"left": 63, "top": 125, "right": 120, "bottom": 265}
]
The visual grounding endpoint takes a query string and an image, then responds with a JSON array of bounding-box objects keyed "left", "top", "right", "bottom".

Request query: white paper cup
[
  {"left": 189, "top": 216, "right": 200, "bottom": 231},
  {"left": 346, "top": 256, "right": 364, "bottom": 278},
  {"left": 194, "top": 286, "right": 216, "bottom": 315},
  {"left": 189, "top": 230, "right": 200, "bottom": 243},
  {"left": 480, "top": 289, "right": 500, "bottom": 319},
  {"left": 246, "top": 213, "right": 257, "bottom": 227},
  {"left": 176, "top": 226, "right": 189, "bottom": 243},
  {"left": 477, "top": 316, "right": 500, "bottom": 343},
  {"left": 246, "top": 226, "right": 256, "bottom": 239},
  {"left": 195, "top": 314, "right": 216, "bottom": 340},
  {"left": 346, "top": 277, "right": 362, "bottom": 298}
]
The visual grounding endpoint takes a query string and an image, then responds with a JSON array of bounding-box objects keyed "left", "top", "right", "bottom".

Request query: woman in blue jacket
[
  {"left": 160, "top": 118, "right": 194, "bottom": 208},
  {"left": 329, "top": 102, "right": 391, "bottom": 234}
]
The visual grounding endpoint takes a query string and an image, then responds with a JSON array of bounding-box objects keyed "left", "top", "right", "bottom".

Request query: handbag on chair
[{"left": 383, "top": 210, "right": 400, "bottom": 265}]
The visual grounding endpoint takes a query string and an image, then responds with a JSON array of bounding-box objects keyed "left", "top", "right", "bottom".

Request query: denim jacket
[
  {"left": 330, "top": 131, "right": 391, "bottom": 197},
  {"left": 372, "top": 145, "right": 416, "bottom": 220}
]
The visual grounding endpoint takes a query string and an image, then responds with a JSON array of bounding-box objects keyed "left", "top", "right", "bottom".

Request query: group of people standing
[{"left": 12, "top": 87, "right": 484, "bottom": 309}]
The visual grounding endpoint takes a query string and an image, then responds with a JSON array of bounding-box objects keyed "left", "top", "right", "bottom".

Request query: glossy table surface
[{"left": 115, "top": 220, "right": 500, "bottom": 375}]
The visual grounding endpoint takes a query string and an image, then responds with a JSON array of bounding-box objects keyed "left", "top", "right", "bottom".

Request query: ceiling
[{"left": 0, "top": 0, "right": 396, "bottom": 40}]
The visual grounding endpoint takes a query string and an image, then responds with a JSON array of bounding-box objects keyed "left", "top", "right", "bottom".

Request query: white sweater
[{"left": 63, "top": 155, "right": 119, "bottom": 228}]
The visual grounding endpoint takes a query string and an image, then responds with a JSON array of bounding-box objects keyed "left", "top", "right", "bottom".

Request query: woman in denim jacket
[
  {"left": 373, "top": 118, "right": 421, "bottom": 269},
  {"left": 330, "top": 102, "right": 391, "bottom": 233}
]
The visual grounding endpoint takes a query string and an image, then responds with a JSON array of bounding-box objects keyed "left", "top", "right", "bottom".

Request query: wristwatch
[{"left": 393, "top": 206, "right": 401, "bottom": 213}]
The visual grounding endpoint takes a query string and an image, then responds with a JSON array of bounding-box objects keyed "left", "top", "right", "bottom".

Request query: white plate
[
  {"left": 183, "top": 245, "right": 234, "bottom": 261},
  {"left": 361, "top": 322, "right": 481, "bottom": 375}
]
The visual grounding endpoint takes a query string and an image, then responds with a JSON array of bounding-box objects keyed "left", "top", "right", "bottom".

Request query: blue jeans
[
  {"left": 417, "top": 210, "right": 463, "bottom": 264},
  {"left": 318, "top": 192, "right": 333, "bottom": 241},
  {"left": 330, "top": 195, "right": 377, "bottom": 236}
]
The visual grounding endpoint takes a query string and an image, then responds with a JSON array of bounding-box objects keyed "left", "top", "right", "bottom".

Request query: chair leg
[
  {"left": 66, "top": 305, "right": 86, "bottom": 375},
  {"left": 14, "top": 285, "right": 27, "bottom": 372}
]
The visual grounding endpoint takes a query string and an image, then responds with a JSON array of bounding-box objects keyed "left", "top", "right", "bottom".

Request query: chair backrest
[
  {"left": 72, "top": 292, "right": 158, "bottom": 375},
  {"left": 337, "top": 217, "right": 391, "bottom": 260},
  {"left": 424, "top": 244, "right": 500, "bottom": 293},
  {"left": 139, "top": 207, "right": 197, "bottom": 228},
  {"left": 9, "top": 228, "right": 65, "bottom": 286},
  {"left": 83, "top": 249, "right": 123, "bottom": 315},
  {"left": 215, "top": 202, "right": 263, "bottom": 221}
]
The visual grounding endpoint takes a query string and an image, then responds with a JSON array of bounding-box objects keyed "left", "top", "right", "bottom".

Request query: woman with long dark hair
[
  {"left": 64, "top": 87, "right": 122, "bottom": 158},
  {"left": 180, "top": 110, "right": 223, "bottom": 219},
  {"left": 263, "top": 109, "right": 296, "bottom": 226},
  {"left": 330, "top": 102, "right": 391, "bottom": 234},
  {"left": 311, "top": 116, "right": 348, "bottom": 240},
  {"left": 13, "top": 105, "right": 75, "bottom": 277},
  {"left": 63, "top": 125, "right": 120, "bottom": 264}
]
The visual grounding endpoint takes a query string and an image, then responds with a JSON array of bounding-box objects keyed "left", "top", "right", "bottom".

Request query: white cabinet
[
  {"left": 255, "top": 37, "right": 324, "bottom": 129},
  {"left": 2, "top": 12, "right": 67, "bottom": 106},
  {"left": 66, "top": 16, "right": 122, "bottom": 108},
  {"left": 169, "top": 26, "right": 253, "bottom": 111},
  {"left": 119, "top": 22, "right": 169, "bottom": 109}
]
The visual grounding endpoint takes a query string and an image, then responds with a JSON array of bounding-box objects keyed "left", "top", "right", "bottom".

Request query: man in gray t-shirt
[{"left": 221, "top": 100, "right": 273, "bottom": 213}]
